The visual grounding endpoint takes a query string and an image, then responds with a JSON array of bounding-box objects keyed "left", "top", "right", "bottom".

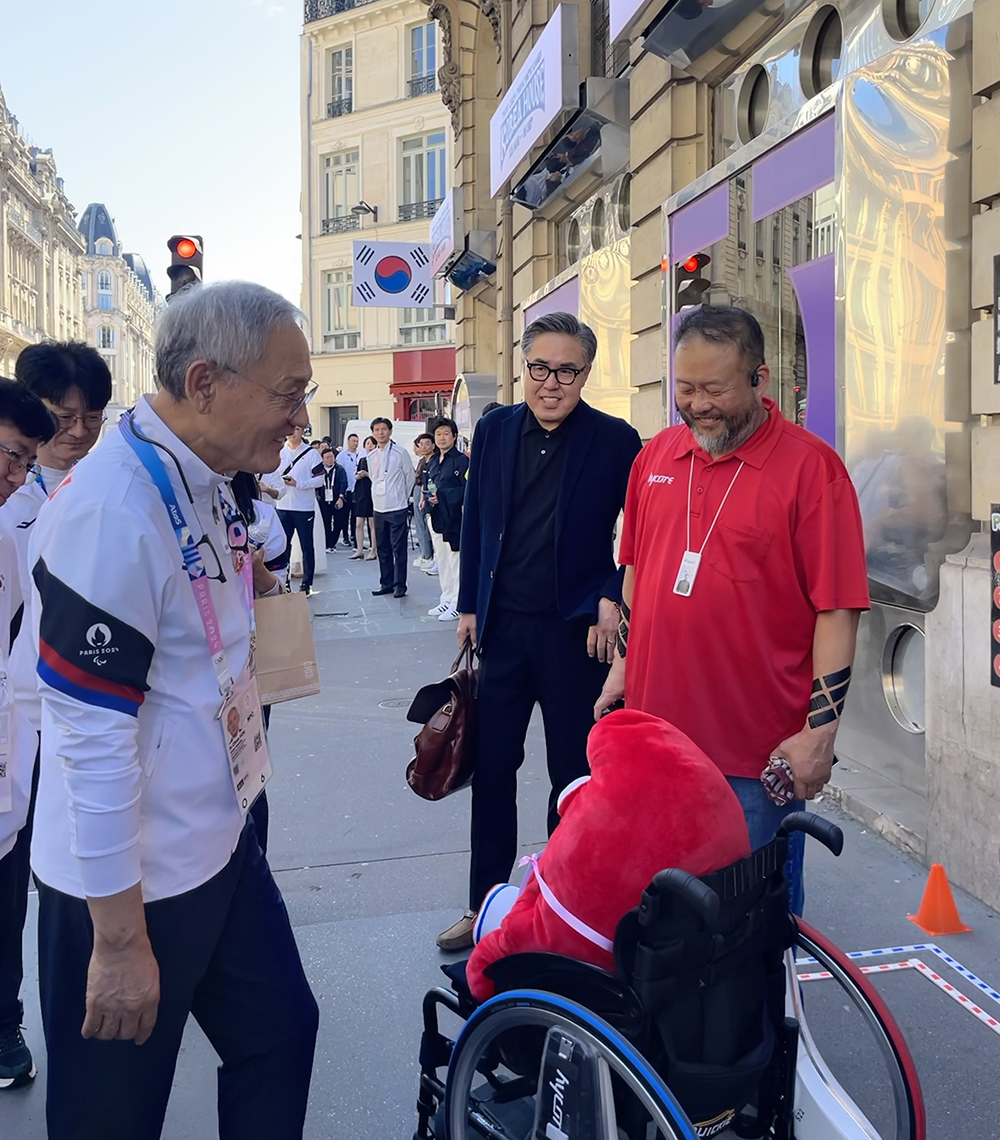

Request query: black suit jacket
[{"left": 458, "top": 400, "right": 642, "bottom": 640}]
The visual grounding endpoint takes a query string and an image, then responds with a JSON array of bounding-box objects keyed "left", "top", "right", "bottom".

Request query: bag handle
[{"left": 449, "top": 637, "right": 475, "bottom": 675}]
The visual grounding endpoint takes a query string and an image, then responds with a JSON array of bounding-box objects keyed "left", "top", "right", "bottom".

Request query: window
[
  {"left": 400, "top": 131, "right": 446, "bottom": 219},
  {"left": 322, "top": 150, "right": 360, "bottom": 233},
  {"left": 96, "top": 238, "right": 113, "bottom": 255},
  {"left": 328, "top": 46, "right": 353, "bottom": 116},
  {"left": 409, "top": 23, "right": 437, "bottom": 96},
  {"left": 97, "top": 270, "right": 113, "bottom": 311},
  {"left": 399, "top": 279, "right": 449, "bottom": 344},
  {"left": 323, "top": 270, "right": 360, "bottom": 351},
  {"left": 97, "top": 326, "right": 114, "bottom": 350}
]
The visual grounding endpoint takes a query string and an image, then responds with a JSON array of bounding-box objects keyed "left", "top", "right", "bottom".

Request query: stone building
[
  {"left": 419, "top": 0, "right": 1000, "bottom": 907},
  {"left": 301, "top": 0, "right": 458, "bottom": 442},
  {"left": 0, "top": 84, "right": 85, "bottom": 378},
  {"left": 78, "top": 203, "right": 160, "bottom": 412}
]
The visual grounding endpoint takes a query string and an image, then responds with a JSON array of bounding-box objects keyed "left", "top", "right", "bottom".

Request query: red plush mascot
[{"left": 466, "top": 708, "right": 751, "bottom": 1002}]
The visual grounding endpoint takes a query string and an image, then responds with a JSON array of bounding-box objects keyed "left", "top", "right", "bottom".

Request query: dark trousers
[
  {"left": 468, "top": 610, "right": 609, "bottom": 910},
  {"left": 278, "top": 509, "right": 315, "bottom": 590},
  {"left": 374, "top": 509, "right": 409, "bottom": 591},
  {"left": 343, "top": 489, "right": 356, "bottom": 545},
  {"left": 0, "top": 742, "right": 39, "bottom": 1032},
  {"left": 318, "top": 498, "right": 337, "bottom": 550},
  {"left": 37, "top": 820, "right": 318, "bottom": 1140}
]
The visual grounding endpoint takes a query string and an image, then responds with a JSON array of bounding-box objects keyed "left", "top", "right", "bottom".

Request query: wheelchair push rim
[{"left": 443, "top": 988, "right": 701, "bottom": 1140}]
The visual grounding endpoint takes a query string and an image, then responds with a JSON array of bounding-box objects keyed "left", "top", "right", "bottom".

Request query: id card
[
  {"left": 324, "top": 487, "right": 334, "bottom": 503},
  {"left": 673, "top": 550, "right": 702, "bottom": 596},
  {"left": 221, "top": 672, "right": 271, "bottom": 816},
  {"left": 375, "top": 478, "right": 387, "bottom": 497}
]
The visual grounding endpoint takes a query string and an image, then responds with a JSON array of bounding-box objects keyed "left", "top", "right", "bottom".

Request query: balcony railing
[
  {"left": 321, "top": 215, "right": 360, "bottom": 235},
  {"left": 327, "top": 95, "right": 353, "bottom": 118},
  {"left": 408, "top": 74, "right": 436, "bottom": 97},
  {"left": 398, "top": 198, "right": 443, "bottom": 222},
  {"left": 305, "top": 0, "right": 380, "bottom": 21}
]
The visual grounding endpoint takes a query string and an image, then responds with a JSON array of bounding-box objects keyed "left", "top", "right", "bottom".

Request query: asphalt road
[{"left": 2, "top": 549, "right": 998, "bottom": 1139}]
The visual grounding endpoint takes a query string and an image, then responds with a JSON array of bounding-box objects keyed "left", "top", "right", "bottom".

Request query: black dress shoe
[
  {"left": 372, "top": 586, "right": 394, "bottom": 596},
  {"left": 393, "top": 586, "right": 407, "bottom": 598}
]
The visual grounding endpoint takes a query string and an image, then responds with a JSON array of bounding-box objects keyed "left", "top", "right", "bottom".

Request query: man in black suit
[{"left": 437, "top": 311, "right": 642, "bottom": 950}]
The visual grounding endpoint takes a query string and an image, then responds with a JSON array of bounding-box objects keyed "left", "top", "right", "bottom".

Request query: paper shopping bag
[{"left": 254, "top": 591, "right": 321, "bottom": 705}]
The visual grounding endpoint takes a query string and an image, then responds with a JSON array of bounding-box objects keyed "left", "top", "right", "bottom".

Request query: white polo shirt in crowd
[
  {"left": 368, "top": 440, "right": 415, "bottom": 514},
  {"left": 263, "top": 443, "right": 324, "bottom": 513},
  {"left": 336, "top": 446, "right": 361, "bottom": 492}
]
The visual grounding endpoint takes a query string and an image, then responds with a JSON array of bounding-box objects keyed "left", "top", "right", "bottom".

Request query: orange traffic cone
[{"left": 908, "top": 863, "right": 971, "bottom": 936}]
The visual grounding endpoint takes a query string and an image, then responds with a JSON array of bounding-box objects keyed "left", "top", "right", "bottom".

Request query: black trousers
[
  {"left": 318, "top": 498, "right": 337, "bottom": 550},
  {"left": 278, "top": 509, "right": 315, "bottom": 590},
  {"left": 37, "top": 820, "right": 318, "bottom": 1140},
  {"left": 374, "top": 509, "right": 409, "bottom": 591},
  {"left": 342, "top": 489, "right": 356, "bottom": 545},
  {"left": 468, "top": 610, "right": 609, "bottom": 910},
  {"left": 0, "top": 742, "right": 39, "bottom": 1033}
]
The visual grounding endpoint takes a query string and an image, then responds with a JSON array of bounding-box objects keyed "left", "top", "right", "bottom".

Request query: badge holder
[{"left": 673, "top": 550, "right": 702, "bottom": 596}]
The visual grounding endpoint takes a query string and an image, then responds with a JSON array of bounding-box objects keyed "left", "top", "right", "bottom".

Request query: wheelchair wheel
[
  {"left": 443, "top": 989, "right": 700, "bottom": 1140},
  {"left": 791, "top": 921, "right": 926, "bottom": 1140}
]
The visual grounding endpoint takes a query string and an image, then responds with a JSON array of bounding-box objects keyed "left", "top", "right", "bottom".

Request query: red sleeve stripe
[{"left": 38, "top": 639, "right": 146, "bottom": 709}]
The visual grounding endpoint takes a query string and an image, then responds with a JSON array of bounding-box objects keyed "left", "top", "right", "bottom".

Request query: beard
[{"left": 676, "top": 401, "right": 762, "bottom": 455}]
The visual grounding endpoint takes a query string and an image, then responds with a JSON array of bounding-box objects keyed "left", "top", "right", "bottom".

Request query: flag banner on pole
[{"left": 352, "top": 241, "right": 433, "bottom": 308}]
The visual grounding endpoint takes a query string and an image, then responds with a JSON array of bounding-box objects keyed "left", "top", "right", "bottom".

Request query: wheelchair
[{"left": 413, "top": 813, "right": 925, "bottom": 1140}]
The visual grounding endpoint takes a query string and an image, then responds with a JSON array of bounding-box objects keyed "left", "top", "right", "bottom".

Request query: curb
[{"left": 824, "top": 780, "right": 927, "bottom": 863}]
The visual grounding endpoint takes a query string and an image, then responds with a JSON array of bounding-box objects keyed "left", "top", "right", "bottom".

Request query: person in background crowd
[
  {"left": 481, "top": 401, "right": 502, "bottom": 418},
  {"left": 595, "top": 306, "right": 870, "bottom": 914},
  {"left": 28, "top": 282, "right": 318, "bottom": 1140},
  {"left": 0, "top": 379, "right": 58, "bottom": 1090},
  {"left": 229, "top": 470, "right": 290, "bottom": 856},
  {"left": 437, "top": 312, "right": 642, "bottom": 951},
  {"left": 335, "top": 433, "right": 362, "bottom": 549},
  {"left": 411, "top": 433, "right": 436, "bottom": 573},
  {"left": 369, "top": 418, "right": 415, "bottom": 598},
  {"left": 263, "top": 424, "right": 324, "bottom": 597},
  {"left": 424, "top": 418, "right": 468, "bottom": 623},
  {"left": 315, "top": 447, "right": 347, "bottom": 553},
  {"left": 0, "top": 343, "right": 112, "bottom": 1086},
  {"left": 349, "top": 436, "right": 377, "bottom": 560}
]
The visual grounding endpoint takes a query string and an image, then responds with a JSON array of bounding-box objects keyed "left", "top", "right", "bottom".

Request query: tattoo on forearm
[
  {"left": 808, "top": 666, "right": 852, "bottom": 728},
  {"left": 616, "top": 599, "right": 630, "bottom": 659}
]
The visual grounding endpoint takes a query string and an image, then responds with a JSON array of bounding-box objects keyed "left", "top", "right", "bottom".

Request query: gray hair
[
  {"left": 155, "top": 281, "right": 304, "bottom": 399},
  {"left": 521, "top": 311, "right": 598, "bottom": 366}
]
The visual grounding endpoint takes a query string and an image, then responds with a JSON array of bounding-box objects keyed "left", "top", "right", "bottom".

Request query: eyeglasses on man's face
[
  {"left": 524, "top": 361, "right": 587, "bottom": 386},
  {"left": 220, "top": 366, "right": 318, "bottom": 414},
  {"left": 54, "top": 412, "right": 107, "bottom": 433},
  {"left": 0, "top": 441, "right": 39, "bottom": 476}
]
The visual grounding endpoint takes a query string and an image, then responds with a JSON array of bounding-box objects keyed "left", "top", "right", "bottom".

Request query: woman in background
[{"left": 350, "top": 435, "right": 378, "bottom": 560}]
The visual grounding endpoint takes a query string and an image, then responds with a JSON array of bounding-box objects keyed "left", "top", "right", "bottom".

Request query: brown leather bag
[{"left": 405, "top": 640, "right": 478, "bottom": 800}]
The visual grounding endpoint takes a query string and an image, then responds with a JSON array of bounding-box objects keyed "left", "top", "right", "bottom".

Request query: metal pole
[{"left": 499, "top": 0, "right": 514, "bottom": 405}]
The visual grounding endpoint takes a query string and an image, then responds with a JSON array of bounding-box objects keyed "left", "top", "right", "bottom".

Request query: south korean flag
[{"left": 352, "top": 240, "right": 433, "bottom": 308}]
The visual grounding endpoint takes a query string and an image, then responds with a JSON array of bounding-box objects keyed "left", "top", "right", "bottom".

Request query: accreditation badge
[
  {"left": 673, "top": 550, "right": 702, "bottom": 596},
  {"left": 221, "top": 669, "right": 271, "bottom": 816}
]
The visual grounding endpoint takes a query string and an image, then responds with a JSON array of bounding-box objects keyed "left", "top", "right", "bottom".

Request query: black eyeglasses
[
  {"left": 220, "top": 366, "right": 318, "bottom": 413},
  {"left": 53, "top": 412, "right": 107, "bottom": 432},
  {"left": 524, "top": 361, "right": 587, "bottom": 386},
  {"left": 0, "top": 442, "right": 39, "bottom": 477}
]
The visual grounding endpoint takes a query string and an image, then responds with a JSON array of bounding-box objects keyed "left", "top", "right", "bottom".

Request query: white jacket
[
  {"left": 262, "top": 444, "right": 324, "bottom": 513},
  {"left": 29, "top": 397, "right": 252, "bottom": 902}
]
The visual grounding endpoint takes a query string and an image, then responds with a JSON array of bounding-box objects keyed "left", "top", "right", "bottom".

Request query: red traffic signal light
[
  {"left": 175, "top": 238, "right": 199, "bottom": 260},
  {"left": 682, "top": 255, "right": 700, "bottom": 274},
  {"left": 166, "top": 234, "right": 204, "bottom": 299},
  {"left": 676, "top": 252, "right": 712, "bottom": 308}
]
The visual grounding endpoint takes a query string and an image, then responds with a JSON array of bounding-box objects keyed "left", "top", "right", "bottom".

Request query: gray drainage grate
[{"left": 378, "top": 698, "right": 411, "bottom": 709}]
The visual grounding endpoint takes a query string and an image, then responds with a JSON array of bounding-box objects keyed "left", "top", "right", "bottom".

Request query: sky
[{"left": 0, "top": 0, "right": 304, "bottom": 304}]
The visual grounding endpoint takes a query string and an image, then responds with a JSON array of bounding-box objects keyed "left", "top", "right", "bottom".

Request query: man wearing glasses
[
  {"left": 436, "top": 311, "right": 642, "bottom": 951},
  {"left": 26, "top": 284, "right": 318, "bottom": 1139}
]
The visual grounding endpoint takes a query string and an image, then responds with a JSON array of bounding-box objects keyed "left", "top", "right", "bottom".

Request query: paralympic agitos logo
[{"left": 81, "top": 623, "right": 118, "bottom": 667}]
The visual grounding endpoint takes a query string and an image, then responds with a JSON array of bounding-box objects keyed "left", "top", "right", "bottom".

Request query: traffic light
[
  {"left": 675, "top": 252, "right": 711, "bottom": 309},
  {"left": 166, "top": 235, "right": 203, "bottom": 300}
]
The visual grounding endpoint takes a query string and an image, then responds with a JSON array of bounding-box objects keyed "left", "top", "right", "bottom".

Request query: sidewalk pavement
[{"left": 1, "top": 546, "right": 997, "bottom": 1139}]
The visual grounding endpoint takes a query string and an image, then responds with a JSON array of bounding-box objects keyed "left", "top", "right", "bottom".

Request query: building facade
[
  {"left": 421, "top": 0, "right": 1000, "bottom": 909},
  {"left": 78, "top": 204, "right": 160, "bottom": 412},
  {"left": 301, "top": 0, "right": 458, "bottom": 442},
  {"left": 0, "top": 84, "right": 85, "bottom": 378}
]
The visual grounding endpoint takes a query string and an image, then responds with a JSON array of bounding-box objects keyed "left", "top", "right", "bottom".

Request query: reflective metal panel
[{"left": 578, "top": 237, "right": 633, "bottom": 420}]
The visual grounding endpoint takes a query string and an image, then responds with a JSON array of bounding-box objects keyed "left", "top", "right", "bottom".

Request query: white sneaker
[
  {"left": 427, "top": 602, "right": 449, "bottom": 616},
  {"left": 423, "top": 561, "right": 439, "bottom": 576},
  {"left": 438, "top": 607, "right": 460, "bottom": 622},
  {"left": 413, "top": 556, "right": 432, "bottom": 569}
]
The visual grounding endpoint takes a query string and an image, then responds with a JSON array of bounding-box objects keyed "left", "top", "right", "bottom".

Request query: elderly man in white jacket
[{"left": 28, "top": 282, "right": 319, "bottom": 1140}]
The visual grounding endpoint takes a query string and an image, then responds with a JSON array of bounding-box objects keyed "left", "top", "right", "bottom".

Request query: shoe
[
  {"left": 393, "top": 586, "right": 407, "bottom": 598},
  {"left": 438, "top": 607, "right": 460, "bottom": 622},
  {"left": 372, "top": 586, "right": 394, "bottom": 596},
  {"left": 365, "top": 551, "right": 378, "bottom": 561},
  {"left": 437, "top": 910, "right": 477, "bottom": 952},
  {"left": 299, "top": 585, "right": 314, "bottom": 597},
  {"left": 423, "top": 562, "right": 439, "bottom": 576},
  {"left": 343, "top": 540, "right": 355, "bottom": 549},
  {"left": 428, "top": 602, "right": 449, "bottom": 616},
  {"left": 0, "top": 1026, "right": 35, "bottom": 1089},
  {"left": 325, "top": 547, "right": 336, "bottom": 553},
  {"left": 414, "top": 556, "right": 433, "bottom": 570},
  {"left": 349, "top": 551, "right": 363, "bottom": 560}
]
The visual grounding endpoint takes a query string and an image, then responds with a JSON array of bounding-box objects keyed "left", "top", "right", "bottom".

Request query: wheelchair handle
[
  {"left": 778, "top": 811, "right": 844, "bottom": 856},
  {"left": 651, "top": 868, "right": 721, "bottom": 929}
]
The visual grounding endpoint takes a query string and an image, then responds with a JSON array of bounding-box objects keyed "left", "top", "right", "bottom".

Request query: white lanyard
[
  {"left": 674, "top": 454, "right": 745, "bottom": 597},
  {"left": 372, "top": 442, "right": 393, "bottom": 480}
]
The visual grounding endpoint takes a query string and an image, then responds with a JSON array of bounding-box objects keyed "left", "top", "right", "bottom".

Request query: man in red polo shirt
[{"left": 596, "top": 306, "right": 869, "bottom": 911}]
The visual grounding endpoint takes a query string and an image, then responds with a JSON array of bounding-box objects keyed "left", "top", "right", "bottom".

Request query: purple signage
[{"left": 787, "top": 254, "right": 836, "bottom": 448}]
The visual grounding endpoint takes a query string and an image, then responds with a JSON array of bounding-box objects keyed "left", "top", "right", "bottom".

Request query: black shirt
[{"left": 491, "top": 407, "right": 577, "bottom": 614}]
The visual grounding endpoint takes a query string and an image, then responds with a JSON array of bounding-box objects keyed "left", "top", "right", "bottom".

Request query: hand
[
  {"left": 457, "top": 613, "right": 477, "bottom": 649},
  {"left": 251, "top": 548, "right": 278, "bottom": 595},
  {"left": 772, "top": 725, "right": 836, "bottom": 800},
  {"left": 429, "top": 494, "right": 438, "bottom": 505},
  {"left": 82, "top": 936, "right": 160, "bottom": 1045},
  {"left": 586, "top": 597, "right": 620, "bottom": 663},
  {"left": 283, "top": 477, "right": 297, "bottom": 488},
  {"left": 260, "top": 483, "right": 280, "bottom": 500},
  {"left": 594, "top": 655, "right": 625, "bottom": 721},
  {"left": 336, "top": 497, "right": 344, "bottom": 508},
  {"left": 419, "top": 496, "right": 426, "bottom": 510}
]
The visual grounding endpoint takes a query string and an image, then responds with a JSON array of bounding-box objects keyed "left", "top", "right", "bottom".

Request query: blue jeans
[{"left": 726, "top": 777, "right": 805, "bottom": 916}]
